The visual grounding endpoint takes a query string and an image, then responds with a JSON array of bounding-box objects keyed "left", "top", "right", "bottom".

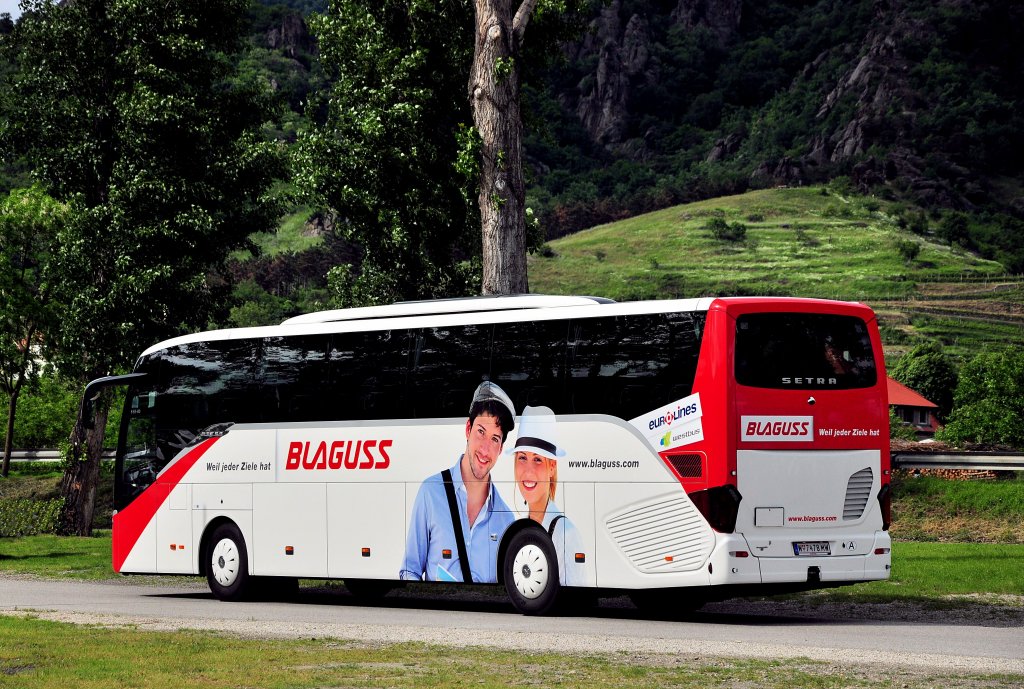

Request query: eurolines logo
[
  {"left": 641, "top": 393, "right": 702, "bottom": 432},
  {"left": 629, "top": 393, "right": 704, "bottom": 451}
]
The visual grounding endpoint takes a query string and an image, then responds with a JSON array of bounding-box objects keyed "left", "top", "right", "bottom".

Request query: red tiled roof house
[{"left": 887, "top": 377, "right": 941, "bottom": 437}]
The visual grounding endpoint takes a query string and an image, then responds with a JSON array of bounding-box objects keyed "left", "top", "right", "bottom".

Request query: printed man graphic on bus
[{"left": 400, "top": 382, "right": 517, "bottom": 583}]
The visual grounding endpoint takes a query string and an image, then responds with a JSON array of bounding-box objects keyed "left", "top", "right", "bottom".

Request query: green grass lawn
[
  {"left": 2, "top": 531, "right": 1021, "bottom": 605},
  {"left": 527, "top": 187, "right": 1023, "bottom": 360},
  {"left": 0, "top": 614, "right": 1019, "bottom": 689}
]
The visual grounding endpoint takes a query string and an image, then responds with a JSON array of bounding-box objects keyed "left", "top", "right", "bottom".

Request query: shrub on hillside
[{"left": 707, "top": 217, "right": 747, "bottom": 242}]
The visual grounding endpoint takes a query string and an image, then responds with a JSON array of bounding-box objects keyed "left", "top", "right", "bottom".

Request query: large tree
[
  {"left": 937, "top": 346, "right": 1024, "bottom": 449},
  {"left": 296, "top": 0, "right": 481, "bottom": 306},
  {"left": 3, "top": 0, "right": 284, "bottom": 533},
  {"left": 0, "top": 186, "right": 66, "bottom": 477},
  {"left": 889, "top": 341, "right": 958, "bottom": 420},
  {"left": 298, "top": 0, "right": 590, "bottom": 303},
  {"left": 469, "top": 0, "right": 536, "bottom": 294}
]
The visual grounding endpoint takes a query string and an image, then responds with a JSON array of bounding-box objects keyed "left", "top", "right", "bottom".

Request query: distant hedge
[{"left": 0, "top": 498, "right": 64, "bottom": 537}]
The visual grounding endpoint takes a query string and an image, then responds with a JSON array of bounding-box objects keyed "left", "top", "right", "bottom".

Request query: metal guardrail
[
  {"left": 892, "top": 452, "right": 1024, "bottom": 472},
  {"left": 6, "top": 449, "right": 115, "bottom": 462}
]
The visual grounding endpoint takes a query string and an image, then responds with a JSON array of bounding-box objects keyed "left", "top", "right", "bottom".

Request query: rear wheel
[
  {"left": 206, "top": 523, "right": 250, "bottom": 601},
  {"left": 503, "top": 528, "right": 560, "bottom": 615}
]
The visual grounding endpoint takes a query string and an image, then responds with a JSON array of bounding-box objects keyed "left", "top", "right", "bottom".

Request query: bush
[
  {"left": 0, "top": 497, "right": 64, "bottom": 537},
  {"left": 707, "top": 217, "right": 747, "bottom": 242},
  {"left": 896, "top": 239, "right": 921, "bottom": 263}
]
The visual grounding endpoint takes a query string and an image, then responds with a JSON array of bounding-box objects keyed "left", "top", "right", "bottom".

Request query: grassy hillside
[{"left": 528, "top": 187, "right": 1023, "bottom": 362}]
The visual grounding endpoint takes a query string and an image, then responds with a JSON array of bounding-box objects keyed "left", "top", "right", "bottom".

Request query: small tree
[
  {"left": 0, "top": 186, "right": 67, "bottom": 477},
  {"left": 889, "top": 341, "right": 957, "bottom": 420},
  {"left": 937, "top": 346, "right": 1024, "bottom": 449},
  {"left": 895, "top": 239, "right": 921, "bottom": 263}
]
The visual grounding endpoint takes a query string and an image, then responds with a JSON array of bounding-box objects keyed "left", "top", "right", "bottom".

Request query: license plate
[{"left": 794, "top": 541, "right": 831, "bottom": 556}]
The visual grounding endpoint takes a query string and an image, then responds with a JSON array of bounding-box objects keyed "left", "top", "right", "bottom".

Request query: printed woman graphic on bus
[{"left": 510, "top": 406, "right": 596, "bottom": 587}]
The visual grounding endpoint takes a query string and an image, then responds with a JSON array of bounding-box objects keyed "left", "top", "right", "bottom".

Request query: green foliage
[
  {"left": 938, "top": 346, "right": 1024, "bottom": 448},
  {"left": 0, "top": 497, "right": 64, "bottom": 536},
  {"left": 706, "top": 216, "right": 747, "bottom": 242},
  {"left": 0, "top": 186, "right": 66, "bottom": 397},
  {"left": 294, "top": 0, "right": 480, "bottom": 306},
  {"left": 890, "top": 341, "right": 957, "bottom": 419},
  {"left": 889, "top": 409, "right": 917, "bottom": 441},
  {"left": 4, "top": 0, "right": 285, "bottom": 381}
]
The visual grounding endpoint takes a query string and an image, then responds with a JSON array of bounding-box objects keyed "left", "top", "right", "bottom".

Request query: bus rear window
[{"left": 734, "top": 313, "right": 876, "bottom": 389}]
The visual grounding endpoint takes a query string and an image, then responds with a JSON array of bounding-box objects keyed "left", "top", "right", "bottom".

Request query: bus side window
[
  {"left": 491, "top": 320, "right": 568, "bottom": 413},
  {"left": 408, "top": 325, "right": 492, "bottom": 419},
  {"left": 566, "top": 312, "right": 704, "bottom": 419},
  {"left": 329, "top": 329, "right": 411, "bottom": 420},
  {"left": 262, "top": 335, "right": 332, "bottom": 422}
]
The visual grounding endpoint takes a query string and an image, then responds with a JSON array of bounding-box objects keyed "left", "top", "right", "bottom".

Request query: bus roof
[
  {"left": 137, "top": 296, "right": 870, "bottom": 360},
  {"left": 280, "top": 294, "right": 615, "bottom": 325}
]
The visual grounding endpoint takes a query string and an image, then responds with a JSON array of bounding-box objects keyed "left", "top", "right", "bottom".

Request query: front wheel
[
  {"left": 206, "top": 523, "right": 250, "bottom": 601},
  {"left": 503, "top": 528, "right": 560, "bottom": 615}
]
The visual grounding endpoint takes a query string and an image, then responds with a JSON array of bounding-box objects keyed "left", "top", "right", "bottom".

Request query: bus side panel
[
  {"left": 593, "top": 483, "right": 715, "bottom": 590},
  {"left": 156, "top": 483, "right": 193, "bottom": 574},
  {"left": 116, "top": 502, "right": 158, "bottom": 573},
  {"left": 327, "top": 482, "right": 407, "bottom": 579},
  {"left": 253, "top": 483, "right": 328, "bottom": 577}
]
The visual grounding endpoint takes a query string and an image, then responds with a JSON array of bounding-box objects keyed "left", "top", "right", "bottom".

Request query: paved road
[{"left": 2, "top": 576, "right": 1023, "bottom": 674}]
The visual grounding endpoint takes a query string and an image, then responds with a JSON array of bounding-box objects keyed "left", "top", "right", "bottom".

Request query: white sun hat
[{"left": 508, "top": 405, "right": 566, "bottom": 458}]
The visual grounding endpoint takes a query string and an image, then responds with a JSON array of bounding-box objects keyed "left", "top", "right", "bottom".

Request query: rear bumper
[{"left": 709, "top": 531, "right": 891, "bottom": 585}]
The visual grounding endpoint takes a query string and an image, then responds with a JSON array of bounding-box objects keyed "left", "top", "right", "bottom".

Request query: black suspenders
[{"left": 441, "top": 469, "right": 474, "bottom": 583}]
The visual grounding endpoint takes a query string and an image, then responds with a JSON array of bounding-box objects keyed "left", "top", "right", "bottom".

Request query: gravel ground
[{"left": 4, "top": 577, "right": 1023, "bottom": 678}]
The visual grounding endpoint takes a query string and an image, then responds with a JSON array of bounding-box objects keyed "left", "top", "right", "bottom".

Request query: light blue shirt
[
  {"left": 541, "top": 501, "right": 596, "bottom": 588},
  {"left": 400, "top": 458, "right": 514, "bottom": 583}
]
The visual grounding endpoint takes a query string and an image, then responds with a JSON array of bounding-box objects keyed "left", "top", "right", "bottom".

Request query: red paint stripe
[{"left": 112, "top": 437, "right": 220, "bottom": 572}]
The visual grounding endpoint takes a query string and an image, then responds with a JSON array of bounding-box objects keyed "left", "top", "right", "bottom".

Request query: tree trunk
[
  {"left": 470, "top": 0, "right": 534, "bottom": 295},
  {"left": 58, "top": 387, "right": 112, "bottom": 536},
  {"left": 2, "top": 388, "right": 19, "bottom": 478}
]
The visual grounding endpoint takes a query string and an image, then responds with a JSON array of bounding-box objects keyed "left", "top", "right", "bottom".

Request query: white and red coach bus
[{"left": 97, "top": 295, "right": 891, "bottom": 614}]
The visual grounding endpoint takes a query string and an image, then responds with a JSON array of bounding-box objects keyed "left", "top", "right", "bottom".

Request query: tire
[
  {"left": 344, "top": 578, "right": 393, "bottom": 599},
  {"left": 206, "top": 523, "right": 251, "bottom": 601},
  {"left": 503, "top": 527, "right": 561, "bottom": 615}
]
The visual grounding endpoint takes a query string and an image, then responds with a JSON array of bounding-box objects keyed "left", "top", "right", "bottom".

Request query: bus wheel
[
  {"left": 503, "top": 528, "right": 560, "bottom": 615},
  {"left": 207, "top": 523, "right": 250, "bottom": 601}
]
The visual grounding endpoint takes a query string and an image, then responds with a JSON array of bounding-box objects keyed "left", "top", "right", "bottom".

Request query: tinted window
[
  {"left": 492, "top": 320, "right": 568, "bottom": 413},
  {"left": 328, "top": 329, "right": 411, "bottom": 420},
  {"left": 734, "top": 313, "right": 876, "bottom": 389},
  {"left": 408, "top": 325, "right": 492, "bottom": 418},
  {"left": 566, "top": 312, "right": 705, "bottom": 419},
  {"left": 262, "top": 335, "right": 332, "bottom": 422}
]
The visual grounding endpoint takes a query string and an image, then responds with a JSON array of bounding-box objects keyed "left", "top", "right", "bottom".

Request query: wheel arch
[
  {"left": 197, "top": 516, "right": 240, "bottom": 576},
  {"left": 497, "top": 518, "right": 552, "bottom": 585}
]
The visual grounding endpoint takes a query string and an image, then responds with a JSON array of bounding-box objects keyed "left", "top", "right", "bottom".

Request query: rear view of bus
[{"left": 700, "top": 298, "right": 891, "bottom": 591}]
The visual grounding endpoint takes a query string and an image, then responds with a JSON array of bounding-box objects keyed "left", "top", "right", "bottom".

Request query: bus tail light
[
  {"left": 877, "top": 484, "right": 891, "bottom": 531},
  {"left": 688, "top": 485, "right": 742, "bottom": 533}
]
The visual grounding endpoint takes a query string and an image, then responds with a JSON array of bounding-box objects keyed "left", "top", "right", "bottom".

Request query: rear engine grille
[
  {"left": 843, "top": 467, "right": 873, "bottom": 521},
  {"left": 666, "top": 453, "right": 703, "bottom": 478},
  {"left": 605, "top": 495, "right": 714, "bottom": 573}
]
